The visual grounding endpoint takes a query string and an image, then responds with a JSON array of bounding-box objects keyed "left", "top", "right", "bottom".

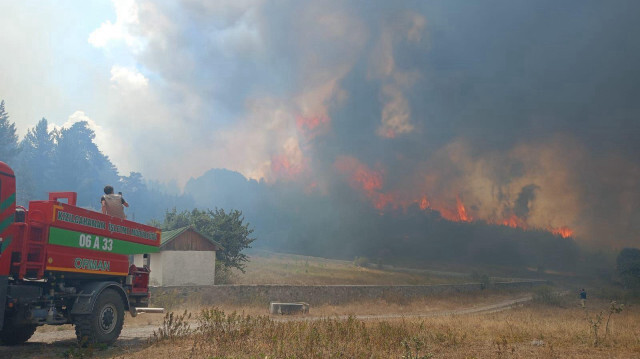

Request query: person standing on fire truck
[{"left": 101, "top": 185, "right": 129, "bottom": 219}]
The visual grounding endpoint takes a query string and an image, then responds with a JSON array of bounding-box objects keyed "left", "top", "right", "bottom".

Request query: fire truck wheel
[
  {"left": 0, "top": 319, "right": 38, "bottom": 345},
  {"left": 74, "top": 289, "right": 125, "bottom": 346}
]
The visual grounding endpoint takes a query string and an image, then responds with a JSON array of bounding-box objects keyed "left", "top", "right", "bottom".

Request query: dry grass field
[
  {"left": 230, "top": 250, "right": 473, "bottom": 285},
  {"left": 122, "top": 298, "right": 639, "bottom": 359},
  {"left": 10, "top": 294, "right": 639, "bottom": 359}
]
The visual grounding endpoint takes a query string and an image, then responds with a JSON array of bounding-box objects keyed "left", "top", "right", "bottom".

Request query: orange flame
[
  {"left": 271, "top": 153, "right": 306, "bottom": 180},
  {"left": 418, "top": 196, "right": 430, "bottom": 210},
  {"left": 497, "top": 214, "right": 527, "bottom": 229},
  {"left": 437, "top": 207, "right": 459, "bottom": 222},
  {"left": 334, "top": 156, "right": 574, "bottom": 238},
  {"left": 351, "top": 166, "right": 383, "bottom": 192},
  {"left": 431, "top": 196, "right": 472, "bottom": 222},
  {"left": 456, "top": 196, "right": 471, "bottom": 222},
  {"left": 334, "top": 156, "right": 392, "bottom": 210},
  {"left": 550, "top": 226, "right": 574, "bottom": 238},
  {"left": 372, "top": 192, "right": 394, "bottom": 210},
  {"left": 490, "top": 214, "right": 574, "bottom": 238},
  {"left": 296, "top": 115, "right": 330, "bottom": 139},
  {"left": 417, "top": 195, "right": 574, "bottom": 238}
]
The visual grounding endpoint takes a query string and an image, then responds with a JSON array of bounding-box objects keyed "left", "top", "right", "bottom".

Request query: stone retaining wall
[{"left": 149, "top": 280, "right": 547, "bottom": 307}]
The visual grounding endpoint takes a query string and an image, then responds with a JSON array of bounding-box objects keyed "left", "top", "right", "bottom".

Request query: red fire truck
[{"left": 0, "top": 161, "right": 161, "bottom": 345}]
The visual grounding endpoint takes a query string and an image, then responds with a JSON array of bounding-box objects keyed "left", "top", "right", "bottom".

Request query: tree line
[{"left": 0, "top": 100, "right": 193, "bottom": 221}]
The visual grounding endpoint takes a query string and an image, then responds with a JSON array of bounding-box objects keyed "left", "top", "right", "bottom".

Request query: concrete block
[{"left": 270, "top": 302, "right": 309, "bottom": 315}]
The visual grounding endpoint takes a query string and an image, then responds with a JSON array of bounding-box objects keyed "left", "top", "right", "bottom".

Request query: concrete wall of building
[
  {"left": 149, "top": 280, "right": 547, "bottom": 307},
  {"left": 159, "top": 251, "right": 216, "bottom": 286},
  {"left": 135, "top": 251, "right": 216, "bottom": 286},
  {"left": 149, "top": 253, "right": 163, "bottom": 286}
]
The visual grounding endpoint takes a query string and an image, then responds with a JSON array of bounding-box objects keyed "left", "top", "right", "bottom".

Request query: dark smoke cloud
[
  {"left": 514, "top": 184, "right": 539, "bottom": 220},
  {"left": 120, "top": 0, "right": 640, "bottom": 246}
]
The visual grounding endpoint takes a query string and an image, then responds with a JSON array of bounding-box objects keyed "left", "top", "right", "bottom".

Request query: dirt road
[{"left": 0, "top": 295, "right": 531, "bottom": 358}]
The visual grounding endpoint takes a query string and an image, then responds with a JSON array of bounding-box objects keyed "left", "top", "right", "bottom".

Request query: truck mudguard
[{"left": 70, "top": 281, "right": 130, "bottom": 316}]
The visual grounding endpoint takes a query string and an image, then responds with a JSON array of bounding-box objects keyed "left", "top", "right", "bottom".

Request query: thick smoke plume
[{"left": 94, "top": 0, "right": 640, "bottom": 248}]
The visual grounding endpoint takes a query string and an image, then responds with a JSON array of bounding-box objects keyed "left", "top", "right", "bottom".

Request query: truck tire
[
  {"left": 74, "top": 289, "right": 125, "bottom": 346},
  {"left": 0, "top": 320, "right": 37, "bottom": 345}
]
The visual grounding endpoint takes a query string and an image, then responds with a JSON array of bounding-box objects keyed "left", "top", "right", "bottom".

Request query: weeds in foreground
[
  {"left": 144, "top": 303, "right": 638, "bottom": 358},
  {"left": 494, "top": 335, "right": 516, "bottom": 357},
  {"left": 151, "top": 308, "right": 436, "bottom": 358},
  {"left": 195, "top": 307, "right": 270, "bottom": 339},
  {"left": 60, "top": 340, "right": 107, "bottom": 358},
  {"left": 431, "top": 327, "right": 466, "bottom": 347},
  {"left": 401, "top": 336, "right": 434, "bottom": 359},
  {"left": 584, "top": 300, "right": 624, "bottom": 346},
  {"left": 61, "top": 345, "right": 94, "bottom": 359},
  {"left": 151, "top": 310, "right": 192, "bottom": 342}
]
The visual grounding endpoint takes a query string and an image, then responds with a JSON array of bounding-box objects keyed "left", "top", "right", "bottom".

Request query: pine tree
[
  {"left": 17, "top": 118, "right": 56, "bottom": 201},
  {"left": 0, "top": 100, "right": 20, "bottom": 164},
  {"left": 52, "top": 121, "right": 119, "bottom": 208}
]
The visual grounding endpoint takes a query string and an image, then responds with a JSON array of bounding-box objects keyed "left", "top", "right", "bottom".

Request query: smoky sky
[
  {"left": 308, "top": 1, "right": 640, "bottom": 245},
  {"left": 324, "top": 0, "right": 640, "bottom": 156},
  {"left": 89, "top": 0, "right": 640, "bottom": 169},
  {"left": 129, "top": 0, "right": 640, "bottom": 245}
]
